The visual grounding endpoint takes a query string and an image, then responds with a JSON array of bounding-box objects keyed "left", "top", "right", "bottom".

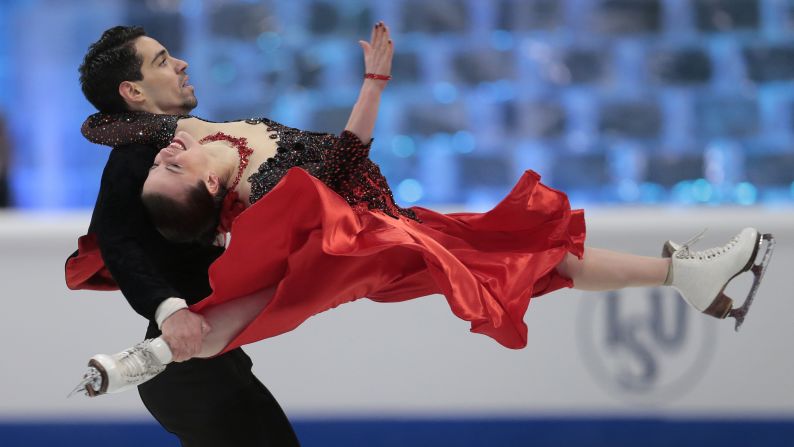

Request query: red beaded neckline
[{"left": 199, "top": 132, "right": 254, "bottom": 192}]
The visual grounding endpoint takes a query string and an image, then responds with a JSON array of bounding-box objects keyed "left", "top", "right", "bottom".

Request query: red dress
[{"left": 72, "top": 112, "right": 586, "bottom": 351}]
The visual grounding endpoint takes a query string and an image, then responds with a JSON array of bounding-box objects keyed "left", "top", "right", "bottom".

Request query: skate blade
[
  {"left": 68, "top": 376, "right": 94, "bottom": 398},
  {"left": 67, "top": 365, "right": 103, "bottom": 398},
  {"left": 67, "top": 385, "right": 83, "bottom": 398},
  {"left": 728, "top": 233, "right": 775, "bottom": 331}
]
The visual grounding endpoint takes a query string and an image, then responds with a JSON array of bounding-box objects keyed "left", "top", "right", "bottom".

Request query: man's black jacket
[{"left": 67, "top": 143, "right": 223, "bottom": 320}]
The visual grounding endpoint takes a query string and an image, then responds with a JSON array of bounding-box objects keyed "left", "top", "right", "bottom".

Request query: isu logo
[{"left": 577, "top": 288, "right": 716, "bottom": 403}]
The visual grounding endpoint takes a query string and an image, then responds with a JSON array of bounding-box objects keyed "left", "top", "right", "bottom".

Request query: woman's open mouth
[{"left": 169, "top": 138, "right": 187, "bottom": 151}]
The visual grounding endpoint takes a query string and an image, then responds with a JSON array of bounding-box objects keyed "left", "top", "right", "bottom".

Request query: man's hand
[{"left": 160, "top": 309, "right": 211, "bottom": 362}]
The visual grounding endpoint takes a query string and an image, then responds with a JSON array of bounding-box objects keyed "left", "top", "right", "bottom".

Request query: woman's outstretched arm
[{"left": 344, "top": 21, "right": 393, "bottom": 143}]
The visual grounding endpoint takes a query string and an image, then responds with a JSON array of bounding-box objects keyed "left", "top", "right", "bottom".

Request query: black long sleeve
[{"left": 89, "top": 143, "right": 223, "bottom": 321}]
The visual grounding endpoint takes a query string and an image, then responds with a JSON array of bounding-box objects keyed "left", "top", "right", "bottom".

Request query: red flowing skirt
[{"left": 190, "top": 168, "right": 585, "bottom": 352}]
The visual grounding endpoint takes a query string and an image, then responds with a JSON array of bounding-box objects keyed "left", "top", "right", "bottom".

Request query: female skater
[{"left": 73, "top": 22, "right": 773, "bottom": 397}]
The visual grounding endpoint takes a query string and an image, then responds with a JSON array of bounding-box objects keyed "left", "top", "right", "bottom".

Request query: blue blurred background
[
  {"left": 2, "top": 0, "right": 794, "bottom": 211},
  {"left": 1, "top": 1, "right": 793, "bottom": 446}
]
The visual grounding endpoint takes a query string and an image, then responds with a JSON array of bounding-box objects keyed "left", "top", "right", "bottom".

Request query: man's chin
[{"left": 181, "top": 97, "right": 198, "bottom": 114}]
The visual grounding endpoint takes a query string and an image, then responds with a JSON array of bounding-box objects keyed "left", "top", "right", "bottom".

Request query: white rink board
[{"left": 0, "top": 208, "right": 791, "bottom": 420}]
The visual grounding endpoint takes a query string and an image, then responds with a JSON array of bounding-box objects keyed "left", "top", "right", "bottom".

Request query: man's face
[{"left": 129, "top": 36, "right": 197, "bottom": 114}]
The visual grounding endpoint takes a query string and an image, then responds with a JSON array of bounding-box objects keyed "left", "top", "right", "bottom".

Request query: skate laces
[
  {"left": 675, "top": 228, "right": 741, "bottom": 260},
  {"left": 680, "top": 228, "right": 708, "bottom": 249},
  {"left": 117, "top": 341, "right": 165, "bottom": 382}
]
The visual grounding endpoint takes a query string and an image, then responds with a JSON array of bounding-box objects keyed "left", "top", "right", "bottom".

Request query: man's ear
[
  {"left": 205, "top": 173, "right": 221, "bottom": 196},
  {"left": 119, "top": 81, "right": 144, "bottom": 108}
]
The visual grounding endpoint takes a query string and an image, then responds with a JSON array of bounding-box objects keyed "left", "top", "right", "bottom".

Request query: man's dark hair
[
  {"left": 79, "top": 26, "right": 147, "bottom": 113},
  {"left": 142, "top": 181, "right": 226, "bottom": 245}
]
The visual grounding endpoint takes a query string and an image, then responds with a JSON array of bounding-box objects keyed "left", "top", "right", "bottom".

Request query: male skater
[{"left": 66, "top": 26, "right": 300, "bottom": 447}]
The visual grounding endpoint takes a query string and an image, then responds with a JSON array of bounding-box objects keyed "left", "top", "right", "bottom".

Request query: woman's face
[{"left": 143, "top": 131, "right": 213, "bottom": 200}]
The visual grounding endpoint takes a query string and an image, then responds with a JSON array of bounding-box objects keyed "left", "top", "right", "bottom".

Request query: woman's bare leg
[
  {"left": 195, "top": 287, "right": 276, "bottom": 358},
  {"left": 555, "top": 247, "right": 670, "bottom": 291},
  {"left": 194, "top": 249, "right": 668, "bottom": 358}
]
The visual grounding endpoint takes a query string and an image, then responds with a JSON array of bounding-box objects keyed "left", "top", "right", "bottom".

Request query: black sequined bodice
[{"left": 82, "top": 112, "right": 419, "bottom": 222}]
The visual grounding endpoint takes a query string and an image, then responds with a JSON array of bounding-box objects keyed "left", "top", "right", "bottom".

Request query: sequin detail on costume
[
  {"left": 243, "top": 118, "right": 420, "bottom": 222},
  {"left": 198, "top": 132, "right": 254, "bottom": 193},
  {"left": 81, "top": 112, "right": 420, "bottom": 222},
  {"left": 82, "top": 111, "right": 188, "bottom": 149}
]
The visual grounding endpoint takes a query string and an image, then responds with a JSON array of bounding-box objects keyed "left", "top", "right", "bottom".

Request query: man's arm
[
  {"left": 94, "top": 144, "right": 179, "bottom": 319},
  {"left": 93, "top": 143, "right": 210, "bottom": 360}
]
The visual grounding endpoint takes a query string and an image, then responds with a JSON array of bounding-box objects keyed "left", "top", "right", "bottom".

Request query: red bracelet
[{"left": 365, "top": 73, "right": 392, "bottom": 81}]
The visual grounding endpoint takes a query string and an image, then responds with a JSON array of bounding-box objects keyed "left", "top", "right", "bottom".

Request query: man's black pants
[{"left": 139, "top": 326, "right": 299, "bottom": 446}]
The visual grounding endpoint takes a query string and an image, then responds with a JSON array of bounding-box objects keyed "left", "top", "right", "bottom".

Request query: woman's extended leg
[
  {"left": 558, "top": 228, "right": 773, "bottom": 329},
  {"left": 72, "top": 288, "right": 274, "bottom": 397},
  {"left": 195, "top": 287, "right": 274, "bottom": 358},
  {"left": 555, "top": 247, "right": 670, "bottom": 291}
]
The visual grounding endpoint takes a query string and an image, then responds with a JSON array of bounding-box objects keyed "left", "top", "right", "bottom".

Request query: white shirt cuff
[{"left": 155, "top": 297, "right": 188, "bottom": 329}]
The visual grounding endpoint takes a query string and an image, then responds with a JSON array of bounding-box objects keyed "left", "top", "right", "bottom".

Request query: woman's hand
[
  {"left": 359, "top": 21, "right": 393, "bottom": 87},
  {"left": 344, "top": 21, "right": 393, "bottom": 142}
]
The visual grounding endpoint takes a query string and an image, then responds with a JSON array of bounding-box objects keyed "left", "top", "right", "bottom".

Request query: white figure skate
[
  {"left": 70, "top": 337, "right": 173, "bottom": 397},
  {"left": 662, "top": 227, "right": 774, "bottom": 330}
]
